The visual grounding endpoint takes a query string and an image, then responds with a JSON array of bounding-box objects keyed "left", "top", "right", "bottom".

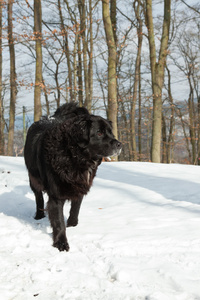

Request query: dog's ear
[{"left": 71, "top": 117, "right": 92, "bottom": 148}]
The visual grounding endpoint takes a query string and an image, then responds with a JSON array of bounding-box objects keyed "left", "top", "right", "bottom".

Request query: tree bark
[
  {"left": 188, "top": 87, "right": 196, "bottom": 164},
  {"left": 138, "top": 62, "right": 142, "bottom": 160},
  {"left": 88, "top": 0, "right": 93, "bottom": 112},
  {"left": 73, "top": 31, "right": 78, "bottom": 102},
  {"left": 7, "top": 0, "right": 17, "bottom": 156},
  {"left": 58, "top": 0, "right": 73, "bottom": 102},
  {"left": 102, "top": 0, "right": 118, "bottom": 140},
  {"left": 0, "top": 1, "right": 3, "bottom": 155},
  {"left": 34, "top": 0, "right": 42, "bottom": 121},
  {"left": 131, "top": 0, "right": 143, "bottom": 161},
  {"left": 197, "top": 96, "right": 200, "bottom": 165},
  {"left": 110, "top": 0, "right": 117, "bottom": 45},
  {"left": 78, "top": 0, "right": 90, "bottom": 110},
  {"left": 146, "top": 0, "right": 171, "bottom": 163},
  {"left": 176, "top": 105, "right": 192, "bottom": 163},
  {"left": 166, "top": 66, "right": 174, "bottom": 163},
  {"left": 43, "top": 78, "right": 50, "bottom": 115},
  {"left": 162, "top": 113, "right": 167, "bottom": 163},
  {"left": 77, "top": 33, "right": 83, "bottom": 107}
]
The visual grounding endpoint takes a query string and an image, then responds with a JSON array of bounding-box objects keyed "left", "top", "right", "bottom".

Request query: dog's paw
[
  {"left": 53, "top": 237, "right": 70, "bottom": 252},
  {"left": 67, "top": 218, "right": 78, "bottom": 227},
  {"left": 34, "top": 211, "right": 45, "bottom": 220}
]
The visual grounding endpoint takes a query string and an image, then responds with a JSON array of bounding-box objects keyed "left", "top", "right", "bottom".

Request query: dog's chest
[
  {"left": 85, "top": 166, "right": 95, "bottom": 185},
  {"left": 54, "top": 161, "right": 99, "bottom": 199},
  {"left": 82, "top": 162, "right": 97, "bottom": 185}
]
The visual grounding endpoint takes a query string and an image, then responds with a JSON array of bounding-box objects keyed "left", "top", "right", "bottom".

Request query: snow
[{"left": 1, "top": 157, "right": 200, "bottom": 300}]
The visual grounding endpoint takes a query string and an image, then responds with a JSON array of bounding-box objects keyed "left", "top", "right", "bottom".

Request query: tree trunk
[
  {"left": 34, "top": 0, "right": 42, "bottom": 121},
  {"left": 78, "top": 0, "right": 90, "bottom": 110},
  {"left": 73, "top": 31, "right": 78, "bottom": 102},
  {"left": 197, "top": 96, "right": 200, "bottom": 165},
  {"left": 55, "top": 65, "right": 61, "bottom": 108},
  {"left": 43, "top": 78, "right": 50, "bottom": 115},
  {"left": 58, "top": 0, "right": 73, "bottom": 102},
  {"left": 188, "top": 89, "right": 196, "bottom": 164},
  {"left": 77, "top": 32, "right": 83, "bottom": 107},
  {"left": 162, "top": 113, "right": 167, "bottom": 163},
  {"left": 177, "top": 105, "right": 192, "bottom": 163},
  {"left": 88, "top": 0, "right": 93, "bottom": 112},
  {"left": 102, "top": 0, "right": 118, "bottom": 140},
  {"left": 138, "top": 62, "right": 142, "bottom": 161},
  {"left": 166, "top": 66, "right": 174, "bottom": 163},
  {"left": 0, "top": 1, "right": 4, "bottom": 155},
  {"left": 7, "top": 0, "right": 17, "bottom": 156},
  {"left": 145, "top": 0, "right": 171, "bottom": 163},
  {"left": 110, "top": 0, "right": 117, "bottom": 45},
  {"left": 131, "top": 0, "right": 143, "bottom": 161},
  {"left": 146, "top": 107, "right": 151, "bottom": 161}
]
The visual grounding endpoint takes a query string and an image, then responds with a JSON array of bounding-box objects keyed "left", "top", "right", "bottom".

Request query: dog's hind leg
[
  {"left": 48, "top": 198, "right": 69, "bottom": 251},
  {"left": 67, "top": 196, "right": 83, "bottom": 227},
  {"left": 29, "top": 174, "right": 45, "bottom": 220},
  {"left": 34, "top": 191, "right": 45, "bottom": 220}
]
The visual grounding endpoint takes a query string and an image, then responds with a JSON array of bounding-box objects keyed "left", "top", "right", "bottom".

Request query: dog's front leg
[
  {"left": 48, "top": 198, "right": 69, "bottom": 251},
  {"left": 67, "top": 196, "right": 83, "bottom": 227}
]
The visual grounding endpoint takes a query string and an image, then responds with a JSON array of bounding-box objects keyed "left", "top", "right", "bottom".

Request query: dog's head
[{"left": 70, "top": 115, "right": 122, "bottom": 159}]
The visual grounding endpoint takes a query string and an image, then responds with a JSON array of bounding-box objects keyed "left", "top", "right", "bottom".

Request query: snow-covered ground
[{"left": 1, "top": 156, "right": 200, "bottom": 300}]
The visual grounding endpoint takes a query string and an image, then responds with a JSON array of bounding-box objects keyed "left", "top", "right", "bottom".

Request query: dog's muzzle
[{"left": 111, "top": 140, "right": 122, "bottom": 156}]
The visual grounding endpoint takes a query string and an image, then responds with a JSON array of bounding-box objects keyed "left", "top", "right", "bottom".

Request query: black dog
[{"left": 24, "top": 103, "right": 122, "bottom": 251}]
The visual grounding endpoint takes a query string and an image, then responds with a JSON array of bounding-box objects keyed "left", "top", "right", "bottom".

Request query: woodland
[{"left": 0, "top": 0, "right": 200, "bottom": 164}]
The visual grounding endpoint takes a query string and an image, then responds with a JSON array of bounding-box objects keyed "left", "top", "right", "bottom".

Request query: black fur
[{"left": 24, "top": 103, "right": 122, "bottom": 251}]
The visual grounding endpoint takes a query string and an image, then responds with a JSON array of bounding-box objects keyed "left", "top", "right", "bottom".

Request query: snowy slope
[{"left": 1, "top": 157, "right": 200, "bottom": 300}]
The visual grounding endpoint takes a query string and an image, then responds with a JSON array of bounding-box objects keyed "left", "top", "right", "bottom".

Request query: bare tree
[
  {"left": 145, "top": 0, "right": 171, "bottom": 163},
  {"left": 0, "top": 0, "right": 3, "bottom": 154},
  {"left": 78, "top": 0, "right": 89, "bottom": 108},
  {"left": 171, "top": 26, "right": 200, "bottom": 164},
  {"left": 34, "top": 0, "right": 42, "bottom": 121},
  {"left": 88, "top": 0, "right": 93, "bottom": 112},
  {"left": 166, "top": 66, "right": 175, "bottom": 163},
  {"left": 58, "top": 0, "right": 73, "bottom": 103},
  {"left": 130, "top": 0, "right": 143, "bottom": 161},
  {"left": 7, "top": 0, "right": 17, "bottom": 156},
  {"left": 102, "top": 0, "right": 118, "bottom": 140}
]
